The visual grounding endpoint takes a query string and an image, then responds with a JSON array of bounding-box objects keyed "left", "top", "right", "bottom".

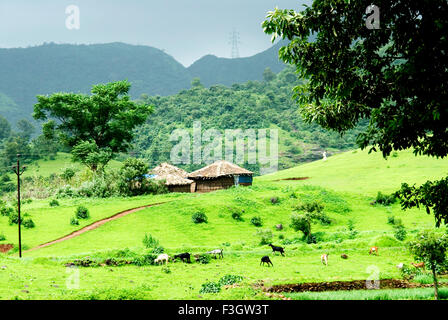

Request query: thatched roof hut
[
  {"left": 150, "top": 163, "right": 193, "bottom": 192},
  {"left": 187, "top": 160, "right": 253, "bottom": 192}
]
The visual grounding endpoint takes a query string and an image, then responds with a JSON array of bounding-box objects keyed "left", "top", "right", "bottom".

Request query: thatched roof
[
  {"left": 150, "top": 163, "right": 192, "bottom": 186},
  {"left": 187, "top": 160, "right": 253, "bottom": 179}
]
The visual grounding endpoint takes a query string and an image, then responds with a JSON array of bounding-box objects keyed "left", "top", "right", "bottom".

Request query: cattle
[
  {"left": 268, "top": 244, "right": 285, "bottom": 256},
  {"left": 260, "top": 256, "right": 273, "bottom": 267},
  {"left": 321, "top": 254, "right": 329, "bottom": 266},
  {"left": 173, "top": 252, "right": 191, "bottom": 263},
  {"left": 369, "top": 247, "right": 379, "bottom": 255}
]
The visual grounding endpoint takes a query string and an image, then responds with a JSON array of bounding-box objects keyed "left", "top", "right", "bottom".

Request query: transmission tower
[{"left": 229, "top": 29, "right": 241, "bottom": 59}]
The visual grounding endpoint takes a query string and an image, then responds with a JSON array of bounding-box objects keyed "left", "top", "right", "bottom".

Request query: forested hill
[
  {"left": 132, "top": 66, "right": 366, "bottom": 175},
  {"left": 0, "top": 42, "right": 286, "bottom": 125}
]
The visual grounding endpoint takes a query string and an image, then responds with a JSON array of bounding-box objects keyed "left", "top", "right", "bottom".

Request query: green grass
[{"left": 1, "top": 148, "right": 448, "bottom": 300}]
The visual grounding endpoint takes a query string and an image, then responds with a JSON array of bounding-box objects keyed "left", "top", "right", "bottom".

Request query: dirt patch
[
  {"left": 26, "top": 202, "right": 167, "bottom": 252},
  {"left": 0, "top": 244, "right": 14, "bottom": 253},
  {"left": 265, "top": 279, "right": 443, "bottom": 293},
  {"left": 275, "top": 177, "right": 310, "bottom": 181}
]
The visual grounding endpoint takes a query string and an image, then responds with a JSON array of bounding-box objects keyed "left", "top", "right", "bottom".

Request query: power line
[{"left": 229, "top": 29, "right": 241, "bottom": 59}]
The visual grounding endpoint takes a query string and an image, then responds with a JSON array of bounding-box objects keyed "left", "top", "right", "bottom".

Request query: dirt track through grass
[{"left": 26, "top": 202, "right": 168, "bottom": 252}]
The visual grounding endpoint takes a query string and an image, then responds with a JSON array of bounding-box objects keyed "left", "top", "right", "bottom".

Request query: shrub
[
  {"left": 199, "top": 282, "right": 221, "bottom": 294},
  {"left": 0, "top": 206, "right": 13, "bottom": 217},
  {"left": 0, "top": 233, "right": 5, "bottom": 241},
  {"left": 192, "top": 211, "right": 208, "bottom": 224},
  {"left": 61, "top": 167, "right": 76, "bottom": 182},
  {"left": 142, "top": 233, "right": 159, "bottom": 249},
  {"left": 23, "top": 218, "right": 35, "bottom": 229},
  {"left": 132, "top": 253, "right": 158, "bottom": 266},
  {"left": 161, "top": 266, "right": 171, "bottom": 274},
  {"left": 387, "top": 215, "right": 396, "bottom": 225},
  {"left": 250, "top": 216, "right": 263, "bottom": 227},
  {"left": 8, "top": 213, "right": 22, "bottom": 225},
  {"left": 347, "top": 219, "right": 358, "bottom": 239},
  {"left": 290, "top": 213, "right": 311, "bottom": 239},
  {"left": 75, "top": 206, "right": 90, "bottom": 219},
  {"left": 218, "top": 275, "right": 243, "bottom": 286},
  {"left": 231, "top": 209, "right": 244, "bottom": 221},
  {"left": 375, "top": 192, "right": 397, "bottom": 206},
  {"left": 313, "top": 212, "right": 332, "bottom": 225},
  {"left": 196, "top": 254, "right": 211, "bottom": 264},
  {"left": 70, "top": 217, "right": 79, "bottom": 226},
  {"left": 295, "top": 200, "right": 324, "bottom": 214},
  {"left": 151, "top": 246, "right": 165, "bottom": 255},
  {"left": 49, "top": 199, "right": 60, "bottom": 207},
  {"left": 394, "top": 223, "right": 407, "bottom": 241},
  {"left": 256, "top": 229, "right": 273, "bottom": 245},
  {"left": 306, "top": 232, "right": 325, "bottom": 244}
]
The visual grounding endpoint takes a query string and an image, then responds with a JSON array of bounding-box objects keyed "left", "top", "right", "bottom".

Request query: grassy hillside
[{"left": 0, "top": 149, "right": 447, "bottom": 300}]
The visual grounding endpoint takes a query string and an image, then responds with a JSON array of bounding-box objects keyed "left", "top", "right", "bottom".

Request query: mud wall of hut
[
  {"left": 168, "top": 184, "right": 192, "bottom": 193},
  {"left": 193, "top": 176, "right": 235, "bottom": 193}
]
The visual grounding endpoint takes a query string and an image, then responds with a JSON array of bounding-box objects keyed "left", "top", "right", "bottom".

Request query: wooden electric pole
[{"left": 12, "top": 154, "right": 26, "bottom": 258}]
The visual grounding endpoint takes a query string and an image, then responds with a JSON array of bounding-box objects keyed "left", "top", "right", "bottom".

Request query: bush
[
  {"left": 151, "top": 246, "right": 165, "bottom": 255},
  {"left": 196, "top": 253, "right": 211, "bottom": 264},
  {"left": 23, "top": 218, "right": 35, "bottom": 229},
  {"left": 8, "top": 213, "right": 22, "bottom": 225},
  {"left": 61, "top": 167, "right": 76, "bottom": 182},
  {"left": 256, "top": 229, "right": 273, "bottom": 245},
  {"left": 142, "top": 233, "right": 159, "bottom": 249},
  {"left": 0, "top": 206, "right": 13, "bottom": 217},
  {"left": 70, "top": 217, "right": 79, "bottom": 226},
  {"left": 270, "top": 196, "right": 280, "bottom": 204},
  {"left": 161, "top": 266, "right": 171, "bottom": 274},
  {"left": 49, "top": 199, "right": 60, "bottom": 207},
  {"left": 250, "top": 216, "right": 263, "bottom": 227},
  {"left": 313, "top": 212, "right": 332, "bottom": 225},
  {"left": 199, "top": 282, "right": 221, "bottom": 294},
  {"left": 295, "top": 200, "right": 324, "bottom": 214},
  {"left": 132, "top": 253, "right": 158, "bottom": 266},
  {"left": 375, "top": 192, "right": 397, "bottom": 206},
  {"left": 394, "top": 223, "right": 407, "bottom": 241},
  {"left": 192, "top": 211, "right": 208, "bottom": 224},
  {"left": 387, "top": 215, "right": 396, "bottom": 225},
  {"left": 0, "top": 233, "right": 5, "bottom": 241},
  {"left": 347, "top": 219, "right": 358, "bottom": 239},
  {"left": 75, "top": 206, "right": 90, "bottom": 219},
  {"left": 231, "top": 210, "right": 244, "bottom": 221},
  {"left": 218, "top": 275, "right": 244, "bottom": 286},
  {"left": 290, "top": 213, "right": 311, "bottom": 238}
]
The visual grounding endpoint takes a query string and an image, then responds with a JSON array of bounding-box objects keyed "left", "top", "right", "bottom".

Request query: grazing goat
[
  {"left": 173, "top": 252, "right": 191, "bottom": 263},
  {"left": 268, "top": 244, "right": 285, "bottom": 256},
  {"left": 207, "top": 249, "right": 224, "bottom": 259},
  {"left": 369, "top": 246, "right": 379, "bottom": 255},
  {"left": 260, "top": 256, "right": 273, "bottom": 267},
  {"left": 411, "top": 262, "right": 425, "bottom": 270},
  {"left": 341, "top": 254, "right": 348, "bottom": 259},
  {"left": 321, "top": 254, "right": 329, "bottom": 266},
  {"left": 154, "top": 253, "right": 170, "bottom": 265}
]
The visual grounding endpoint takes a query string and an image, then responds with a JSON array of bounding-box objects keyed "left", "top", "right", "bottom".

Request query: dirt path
[{"left": 27, "top": 202, "right": 167, "bottom": 252}]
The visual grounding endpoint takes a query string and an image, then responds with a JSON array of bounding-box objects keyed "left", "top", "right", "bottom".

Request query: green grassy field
[{"left": 1, "top": 148, "right": 447, "bottom": 300}]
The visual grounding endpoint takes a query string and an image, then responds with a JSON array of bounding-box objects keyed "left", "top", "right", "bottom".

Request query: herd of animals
[{"left": 152, "top": 244, "right": 426, "bottom": 272}]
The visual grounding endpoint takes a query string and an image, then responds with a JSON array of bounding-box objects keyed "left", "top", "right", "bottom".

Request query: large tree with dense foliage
[
  {"left": 33, "top": 80, "right": 153, "bottom": 170},
  {"left": 263, "top": 0, "right": 448, "bottom": 225}
]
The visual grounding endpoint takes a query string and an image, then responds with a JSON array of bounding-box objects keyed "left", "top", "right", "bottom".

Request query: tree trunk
[{"left": 432, "top": 267, "right": 439, "bottom": 300}]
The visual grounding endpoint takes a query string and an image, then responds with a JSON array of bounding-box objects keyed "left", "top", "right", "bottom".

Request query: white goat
[
  {"left": 321, "top": 253, "right": 329, "bottom": 266},
  {"left": 154, "top": 253, "right": 170, "bottom": 265},
  {"left": 207, "top": 249, "right": 223, "bottom": 259}
]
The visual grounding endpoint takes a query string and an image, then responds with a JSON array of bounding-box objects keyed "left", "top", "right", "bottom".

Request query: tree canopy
[
  {"left": 33, "top": 80, "right": 153, "bottom": 170},
  {"left": 263, "top": 0, "right": 448, "bottom": 225}
]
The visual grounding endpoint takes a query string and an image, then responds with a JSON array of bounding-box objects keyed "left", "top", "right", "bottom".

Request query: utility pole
[
  {"left": 12, "top": 154, "right": 26, "bottom": 258},
  {"left": 229, "top": 29, "right": 241, "bottom": 59}
]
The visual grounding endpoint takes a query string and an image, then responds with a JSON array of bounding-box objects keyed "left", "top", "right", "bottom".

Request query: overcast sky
[{"left": 0, "top": 0, "right": 310, "bottom": 66}]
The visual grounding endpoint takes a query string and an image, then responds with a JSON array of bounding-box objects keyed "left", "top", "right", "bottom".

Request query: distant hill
[
  {"left": 0, "top": 42, "right": 286, "bottom": 125},
  {"left": 187, "top": 40, "right": 287, "bottom": 87}
]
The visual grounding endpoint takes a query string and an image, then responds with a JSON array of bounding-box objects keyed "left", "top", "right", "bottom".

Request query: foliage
[
  {"left": 375, "top": 192, "right": 397, "bottom": 206},
  {"left": 250, "top": 216, "right": 263, "bottom": 227},
  {"left": 70, "top": 217, "right": 79, "bottom": 226},
  {"left": 263, "top": 0, "right": 448, "bottom": 226},
  {"left": 270, "top": 196, "right": 280, "bottom": 204},
  {"left": 49, "top": 199, "right": 60, "bottom": 207},
  {"left": 60, "top": 168, "right": 76, "bottom": 182},
  {"left": 218, "top": 274, "right": 244, "bottom": 286},
  {"left": 231, "top": 209, "right": 244, "bottom": 221},
  {"left": 191, "top": 211, "right": 208, "bottom": 224},
  {"left": 23, "top": 218, "right": 35, "bottom": 229},
  {"left": 8, "top": 213, "right": 22, "bottom": 225},
  {"left": 33, "top": 80, "right": 153, "bottom": 170},
  {"left": 393, "top": 221, "right": 407, "bottom": 241},
  {"left": 0, "top": 233, "right": 5, "bottom": 241},
  {"left": 196, "top": 253, "right": 211, "bottom": 265},
  {"left": 290, "top": 213, "right": 312, "bottom": 239},
  {"left": 142, "top": 233, "right": 160, "bottom": 249},
  {"left": 75, "top": 206, "right": 90, "bottom": 220},
  {"left": 255, "top": 228, "right": 273, "bottom": 245},
  {"left": 199, "top": 281, "right": 221, "bottom": 294}
]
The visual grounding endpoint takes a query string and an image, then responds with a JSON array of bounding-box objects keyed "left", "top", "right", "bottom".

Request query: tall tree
[
  {"left": 263, "top": 1, "right": 448, "bottom": 225},
  {"left": 33, "top": 80, "right": 153, "bottom": 170},
  {"left": 0, "top": 115, "right": 11, "bottom": 141}
]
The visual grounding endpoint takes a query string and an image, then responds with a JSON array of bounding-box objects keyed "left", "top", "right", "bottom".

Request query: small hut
[
  {"left": 150, "top": 163, "right": 194, "bottom": 193},
  {"left": 187, "top": 160, "right": 253, "bottom": 193}
]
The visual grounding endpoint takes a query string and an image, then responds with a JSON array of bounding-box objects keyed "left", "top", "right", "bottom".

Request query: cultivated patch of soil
[
  {"left": 264, "top": 279, "right": 444, "bottom": 293},
  {"left": 27, "top": 202, "right": 167, "bottom": 252},
  {"left": 0, "top": 244, "right": 14, "bottom": 253}
]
